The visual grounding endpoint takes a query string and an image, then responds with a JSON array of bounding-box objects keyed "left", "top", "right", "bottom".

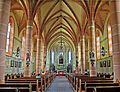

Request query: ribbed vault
[{"left": 10, "top": 0, "right": 110, "bottom": 52}]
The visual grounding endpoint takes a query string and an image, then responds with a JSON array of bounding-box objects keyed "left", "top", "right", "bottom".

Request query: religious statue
[
  {"left": 76, "top": 56, "right": 78, "bottom": 67},
  {"left": 26, "top": 49, "right": 31, "bottom": 67},
  {"left": 101, "top": 46, "right": 106, "bottom": 56},
  {"left": 16, "top": 47, "right": 20, "bottom": 57},
  {"left": 89, "top": 51, "right": 95, "bottom": 66}
]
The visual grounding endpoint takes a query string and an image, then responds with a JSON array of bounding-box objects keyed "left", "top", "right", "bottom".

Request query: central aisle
[{"left": 46, "top": 76, "right": 74, "bottom": 92}]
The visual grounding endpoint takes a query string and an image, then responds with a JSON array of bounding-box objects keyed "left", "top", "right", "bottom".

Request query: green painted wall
[
  {"left": 31, "top": 51, "right": 36, "bottom": 73},
  {"left": 96, "top": 26, "right": 113, "bottom": 74},
  {"left": 5, "top": 13, "right": 24, "bottom": 75},
  {"left": 97, "top": 56, "right": 113, "bottom": 74}
]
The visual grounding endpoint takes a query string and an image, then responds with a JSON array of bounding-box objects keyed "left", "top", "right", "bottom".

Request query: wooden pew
[
  {"left": 86, "top": 86, "right": 120, "bottom": 92},
  {"left": 66, "top": 74, "right": 118, "bottom": 92},
  {"left": 0, "top": 87, "right": 30, "bottom": 92},
  {"left": 79, "top": 79, "right": 117, "bottom": 91},
  {"left": 74, "top": 79, "right": 119, "bottom": 92},
  {"left": 0, "top": 83, "right": 32, "bottom": 92},
  {"left": 85, "top": 82, "right": 119, "bottom": 87},
  {"left": 6, "top": 79, "right": 42, "bottom": 92},
  {"left": 5, "top": 81, "right": 38, "bottom": 91},
  {"left": 5, "top": 73, "right": 55, "bottom": 92}
]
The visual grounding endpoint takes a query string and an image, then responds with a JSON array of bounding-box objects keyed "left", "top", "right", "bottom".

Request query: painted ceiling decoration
[{"left": 11, "top": 0, "right": 110, "bottom": 51}]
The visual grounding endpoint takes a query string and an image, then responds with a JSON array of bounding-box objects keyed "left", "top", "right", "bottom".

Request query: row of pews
[
  {"left": 66, "top": 73, "right": 120, "bottom": 92},
  {"left": 5, "top": 73, "right": 24, "bottom": 80},
  {"left": 97, "top": 73, "right": 113, "bottom": 79},
  {"left": 0, "top": 73, "right": 55, "bottom": 92}
]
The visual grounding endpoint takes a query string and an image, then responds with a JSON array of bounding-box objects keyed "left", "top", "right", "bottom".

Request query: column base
[
  {"left": 0, "top": 80, "right": 5, "bottom": 84},
  {"left": 24, "top": 66, "right": 31, "bottom": 77},
  {"left": 113, "top": 64, "right": 120, "bottom": 81},
  {"left": 90, "top": 70, "right": 97, "bottom": 77}
]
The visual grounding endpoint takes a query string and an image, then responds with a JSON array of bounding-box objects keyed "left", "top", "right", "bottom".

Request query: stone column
[
  {"left": 81, "top": 35, "right": 86, "bottom": 74},
  {"left": 0, "top": 0, "right": 11, "bottom": 83},
  {"left": 89, "top": 20, "right": 97, "bottom": 77},
  {"left": 78, "top": 42, "right": 81, "bottom": 73},
  {"left": 40, "top": 41, "right": 44, "bottom": 71},
  {"left": 24, "top": 18, "right": 33, "bottom": 77},
  {"left": 110, "top": 1, "right": 120, "bottom": 81},
  {"left": 43, "top": 45, "right": 47, "bottom": 72},
  {"left": 36, "top": 38, "right": 41, "bottom": 74}
]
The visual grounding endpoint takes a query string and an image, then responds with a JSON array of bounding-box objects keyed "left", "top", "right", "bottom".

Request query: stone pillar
[
  {"left": 40, "top": 41, "right": 44, "bottom": 71},
  {"left": 24, "top": 19, "right": 33, "bottom": 77},
  {"left": 89, "top": 20, "right": 97, "bottom": 77},
  {"left": 43, "top": 45, "right": 47, "bottom": 72},
  {"left": 0, "top": 0, "right": 11, "bottom": 83},
  {"left": 36, "top": 38, "right": 41, "bottom": 74},
  {"left": 78, "top": 42, "right": 81, "bottom": 73},
  {"left": 81, "top": 35, "right": 85, "bottom": 74},
  {"left": 110, "top": 1, "right": 120, "bottom": 81}
]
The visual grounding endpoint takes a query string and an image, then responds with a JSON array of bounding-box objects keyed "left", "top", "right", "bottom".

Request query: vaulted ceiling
[{"left": 10, "top": 0, "right": 110, "bottom": 51}]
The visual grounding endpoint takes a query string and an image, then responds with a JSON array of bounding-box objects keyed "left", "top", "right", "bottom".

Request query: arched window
[
  {"left": 6, "top": 23, "right": 11, "bottom": 52},
  {"left": 51, "top": 50, "right": 54, "bottom": 64},
  {"left": 6, "top": 16, "right": 14, "bottom": 55},
  {"left": 108, "top": 25, "right": 112, "bottom": 55},
  {"left": 96, "top": 36, "right": 100, "bottom": 59},
  {"left": 68, "top": 49, "right": 72, "bottom": 64}
]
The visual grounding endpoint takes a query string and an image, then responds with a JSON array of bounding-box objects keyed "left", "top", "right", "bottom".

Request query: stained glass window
[
  {"left": 96, "top": 36, "right": 100, "bottom": 59},
  {"left": 6, "top": 17, "right": 14, "bottom": 55},
  {"left": 51, "top": 50, "right": 54, "bottom": 64},
  {"left": 6, "top": 23, "right": 11, "bottom": 52},
  {"left": 68, "top": 49, "right": 72, "bottom": 64},
  {"left": 108, "top": 25, "right": 112, "bottom": 55},
  {"left": 21, "top": 36, "right": 25, "bottom": 59}
]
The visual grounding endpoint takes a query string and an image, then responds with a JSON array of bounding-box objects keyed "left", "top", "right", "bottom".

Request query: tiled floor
[{"left": 46, "top": 76, "right": 74, "bottom": 92}]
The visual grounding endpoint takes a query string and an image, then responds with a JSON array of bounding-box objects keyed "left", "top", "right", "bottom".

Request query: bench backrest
[{"left": 86, "top": 86, "right": 120, "bottom": 92}]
